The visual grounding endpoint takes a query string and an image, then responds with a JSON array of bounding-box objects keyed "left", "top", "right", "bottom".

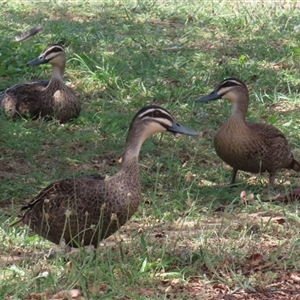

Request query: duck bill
[
  {"left": 168, "top": 122, "right": 199, "bottom": 136},
  {"left": 195, "top": 90, "right": 219, "bottom": 102},
  {"left": 27, "top": 57, "right": 47, "bottom": 66}
]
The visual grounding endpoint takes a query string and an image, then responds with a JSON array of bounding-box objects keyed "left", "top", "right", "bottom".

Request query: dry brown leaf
[
  {"left": 137, "top": 287, "right": 156, "bottom": 296},
  {"left": 247, "top": 253, "right": 264, "bottom": 267},
  {"left": 24, "top": 292, "right": 49, "bottom": 300},
  {"left": 88, "top": 283, "right": 107, "bottom": 296},
  {"left": 171, "top": 278, "right": 184, "bottom": 286},
  {"left": 240, "top": 190, "right": 256, "bottom": 204},
  {"left": 185, "top": 171, "right": 193, "bottom": 182},
  {"left": 184, "top": 171, "right": 196, "bottom": 182},
  {"left": 66, "top": 261, "right": 72, "bottom": 273},
  {"left": 240, "top": 190, "right": 247, "bottom": 200},
  {"left": 52, "top": 289, "right": 83, "bottom": 299},
  {"left": 291, "top": 273, "right": 300, "bottom": 283},
  {"left": 212, "top": 283, "right": 227, "bottom": 291},
  {"left": 274, "top": 217, "right": 285, "bottom": 225},
  {"left": 154, "top": 231, "right": 164, "bottom": 238}
]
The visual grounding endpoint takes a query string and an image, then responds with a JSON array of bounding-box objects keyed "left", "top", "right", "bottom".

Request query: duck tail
[{"left": 291, "top": 159, "right": 300, "bottom": 172}]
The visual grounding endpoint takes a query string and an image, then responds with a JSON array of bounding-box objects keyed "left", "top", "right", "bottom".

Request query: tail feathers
[{"left": 291, "top": 159, "right": 300, "bottom": 172}]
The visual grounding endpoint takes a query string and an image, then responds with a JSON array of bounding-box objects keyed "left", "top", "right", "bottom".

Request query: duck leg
[
  {"left": 268, "top": 172, "right": 276, "bottom": 189},
  {"left": 230, "top": 168, "right": 238, "bottom": 185},
  {"left": 267, "top": 172, "right": 282, "bottom": 197}
]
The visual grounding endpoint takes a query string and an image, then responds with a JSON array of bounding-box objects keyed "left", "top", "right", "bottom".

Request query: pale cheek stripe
[
  {"left": 138, "top": 109, "right": 172, "bottom": 120},
  {"left": 142, "top": 116, "right": 173, "bottom": 128}
]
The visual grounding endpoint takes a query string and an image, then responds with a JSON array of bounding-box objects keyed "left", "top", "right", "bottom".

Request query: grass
[{"left": 1, "top": 0, "right": 300, "bottom": 298}]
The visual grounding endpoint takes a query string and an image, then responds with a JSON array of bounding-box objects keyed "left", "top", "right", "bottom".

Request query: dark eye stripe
[
  {"left": 142, "top": 110, "right": 173, "bottom": 122},
  {"left": 218, "top": 78, "right": 247, "bottom": 90},
  {"left": 131, "top": 105, "right": 175, "bottom": 128},
  {"left": 128, "top": 105, "right": 175, "bottom": 133},
  {"left": 49, "top": 47, "right": 64, "bottom": 53},
  {"left": 42, "top": 44, "right": 64, "bottom": 55},
  {"left": 45, "top": 47, "right": 64, "bottom": 55}
]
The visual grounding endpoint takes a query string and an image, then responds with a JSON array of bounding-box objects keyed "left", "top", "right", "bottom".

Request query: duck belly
[{"left": 214, "top": 132, "right": 268, "bottom": 173}]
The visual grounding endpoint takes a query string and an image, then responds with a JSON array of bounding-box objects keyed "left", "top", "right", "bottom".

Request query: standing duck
[
  {"left": 0, "top": 44, "right": 81, "bottom": 123},
  {"left": 14, "top": 105, "right": 199, "bottom": 248},
  {"left": 196, "top": 78, "right": 300, "bottom": 188}
]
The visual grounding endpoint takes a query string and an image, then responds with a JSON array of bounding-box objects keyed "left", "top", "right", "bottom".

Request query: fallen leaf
[
  {"left": 240, "top": 190, "right": 247, "bottom": 200},
  {"left": 247, "top": 253, "right": 264, "bottom": 267},
  {"left": 154, "top": 231, "right": 164, "bottom": 238},
  {"left": 138, "top": 287, "right": 156, "bottom": 296},
  {"left": 171, "top": 278, "right": 184, "bottom": 286},
  {"left": 274, "top": 217, "right": 285, "bottom": 225},
  {"left": 24, "top": 292, "right": 49, "bottom": 300},
  {"left": 212, "top": 283, "right": 227, "bottom": 291},
  {"left": 240, "top": 191, "right": 256, "bottom": 204},
  {"left": 291, "top": 273, "right": 300, "bottom": 283},
  {"left": 185, "top": 171, "right": 193, "bottom": 182},
  {"left": 88, "top": 283, "right": 107, "bottom": 296},
  {"left": 52, "top": 289, "right": 83, "bottom": 299},
  {"left": 66, "top": 261, "right": 72, "bottom": 273}
]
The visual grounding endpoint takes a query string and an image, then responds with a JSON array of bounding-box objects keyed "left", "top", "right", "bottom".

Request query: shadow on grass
[{"left": 1, "top": 2, "right": 300, "bottom": 95}]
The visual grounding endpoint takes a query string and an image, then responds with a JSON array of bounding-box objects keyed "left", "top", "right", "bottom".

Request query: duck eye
[{"left": 153, "top": 111, "right": 161, "bottom": 117}]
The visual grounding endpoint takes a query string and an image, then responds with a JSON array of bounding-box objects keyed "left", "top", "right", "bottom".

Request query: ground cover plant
[{"left": 1, "top": 0, "right": 300, "bottom": 299}]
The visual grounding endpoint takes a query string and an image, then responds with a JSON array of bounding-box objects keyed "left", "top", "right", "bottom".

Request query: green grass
[{"left": 1, "top": 0, "right": 300, "bottom": 298}]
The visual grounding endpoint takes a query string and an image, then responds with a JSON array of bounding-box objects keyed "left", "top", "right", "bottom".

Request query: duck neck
[
  {"left": 51, "top": 65, "right": 65, "bottom": 81},
  {"left": 121, "top": 126, "right": 146, "bottom": 171},
  {"left": 230, "top": 92, "right": 249, "bottom": 121},
  {"left": 46, "top": 65, "right": 66, "bottom": 91}
]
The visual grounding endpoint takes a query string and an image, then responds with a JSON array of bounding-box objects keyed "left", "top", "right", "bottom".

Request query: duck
[
  {"left": 0, "top": 44, "right": 81, "bottom": 123},
  {"left": 196, "top": 78, "right": 300, "bottom": 188},
  {"left": 13, "top": 105, "right": 199, "bottom": 248}
]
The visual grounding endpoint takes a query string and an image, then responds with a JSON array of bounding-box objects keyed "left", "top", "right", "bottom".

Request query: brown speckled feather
[
  {"left": 197, "top": 78, "right": 300, "bottom": 187},
  {"left": 215, "top": 120, "right": 295, "bottom": 174},
  {"left": 0, "top": 44, "right": 81, "bottom": 123},
  {"left": 16, "top": 105, "right": 199, "bottom": 248},
  {"left": 21, "top": 172, "right": 140, "bottom": 248},
  {"left": 1, "top": 81, "right": 48, "bottom": 117}
]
